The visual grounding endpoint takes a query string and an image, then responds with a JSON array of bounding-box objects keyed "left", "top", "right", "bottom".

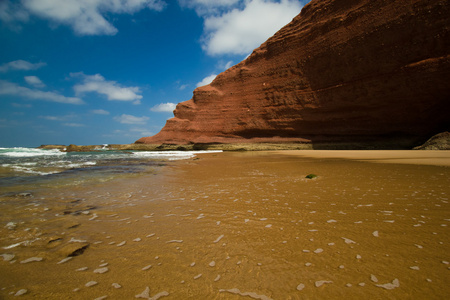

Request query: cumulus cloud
[
  {"left": 72, "top": 73, "right": 142, "bottom": 104},
  {"left": 201, "top": 0, "right": 302, "bottom": 56},
  {"left": 24, "top": 75, "right": 45, "bottom": 88},
  {"left": 114, "top": 114, "right": 149, "bottom": 125},
  {"left": 90, "top": 109, "right": 110, "bottom": 115},
  {"left": 3, "top": 0, "right": 167, "bottom": 36},
  {"left": 0, "top": 60, "right": 46, "bottom": 72},
  {"left": 0, "top": 80, "right": 84, "bottom": 105},
  {"left": 150, "top": 102, "right": 177, "bottom": 113},
  {"left": 196, "top": 74, "right": 217, "bottom": 87}
]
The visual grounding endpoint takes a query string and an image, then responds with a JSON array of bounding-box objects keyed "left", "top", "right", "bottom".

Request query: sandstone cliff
[{"left": 137, "top": 0, "right": 450, "bottom": 148}]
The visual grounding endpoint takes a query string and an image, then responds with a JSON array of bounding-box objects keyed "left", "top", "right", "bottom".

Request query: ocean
[{"left": 0, "top": 147, "right": 222, "bottom": 194}]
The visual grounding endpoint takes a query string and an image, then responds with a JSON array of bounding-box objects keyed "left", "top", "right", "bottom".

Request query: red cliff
[{"left": 137, "top": 0, "right": 450, "bottom": 148}]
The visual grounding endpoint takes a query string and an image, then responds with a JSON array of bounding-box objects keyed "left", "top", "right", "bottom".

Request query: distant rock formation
[
  {"left": 137, "top": 0, "right": 450, "bottom": 148},
  {"left": 414, "top": 132, "right": 450, "bottom": 150}
]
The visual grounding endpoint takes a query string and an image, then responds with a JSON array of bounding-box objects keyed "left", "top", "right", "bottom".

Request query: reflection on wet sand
[{"left": 1, "top": 151, "right": 449, "bottom": 299}]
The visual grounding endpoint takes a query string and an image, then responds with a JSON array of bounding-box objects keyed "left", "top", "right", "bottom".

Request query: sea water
[{"left": 0, "top": 147, "right": 222, "bottom": 193}]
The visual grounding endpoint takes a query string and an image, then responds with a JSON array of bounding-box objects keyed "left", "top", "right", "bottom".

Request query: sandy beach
[{"left": 1, "top": 150, "right": 449, "bottom": 299}]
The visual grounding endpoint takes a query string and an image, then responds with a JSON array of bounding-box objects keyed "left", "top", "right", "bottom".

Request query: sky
[{"left": 0, "top": 0, "right": 308, "bottom": 147}]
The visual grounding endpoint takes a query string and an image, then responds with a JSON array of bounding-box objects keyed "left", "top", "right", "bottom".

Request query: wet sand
[{"left": 1, "top": 151, "right": 449, "bottom": 299}]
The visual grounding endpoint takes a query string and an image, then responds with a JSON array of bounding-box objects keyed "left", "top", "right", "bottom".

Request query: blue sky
[{"left": 0, "top": 0, "right": 306, "bottom": 147}]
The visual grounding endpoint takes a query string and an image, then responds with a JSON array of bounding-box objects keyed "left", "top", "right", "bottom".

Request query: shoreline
[{"left": 272, "top": 150, "right": 450, "bottom": 167}]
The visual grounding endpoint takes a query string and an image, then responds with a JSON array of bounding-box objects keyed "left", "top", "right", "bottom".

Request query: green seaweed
[{"left": 305, "top": 174, "right": 318, "bottom": 179}]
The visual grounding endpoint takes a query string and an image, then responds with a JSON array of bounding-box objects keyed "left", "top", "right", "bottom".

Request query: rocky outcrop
[
  {"left": 414, "top": 132, "right": 450, "bottom": 150},
  {"left": 137, "top": 0, "right": 450, "bottom": 148}
]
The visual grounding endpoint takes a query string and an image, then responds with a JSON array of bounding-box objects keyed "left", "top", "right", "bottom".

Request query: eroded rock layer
[{"left": 137, "top": 0, "right": 450, "bottom": 147}]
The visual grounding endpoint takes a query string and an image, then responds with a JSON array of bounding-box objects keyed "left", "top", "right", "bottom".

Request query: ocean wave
[
  {"left": 0, "top": 147, "right": 66, "bottom": 157},
  {"left": 131, "top": 150, "right": 223, "bottom": 160}
]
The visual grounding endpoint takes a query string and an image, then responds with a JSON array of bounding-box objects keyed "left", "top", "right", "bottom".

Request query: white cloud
[
  {"left": 196, "top": 74, "right": 217, "bottom": 87},
  {"left": 0, "top": 60, "right": 46, "bottom": 72},
  {"left": 178, "top": 0, "right": 240, "bottom": 15},
  {"left": 4, "top": 0, "right": 167, "bottom": 36},
  {"left": 39, "top": 114, "right": 76, "bottom": 121},
  {"left": 202, "top": 0, "right": 302, "bottom": 56},
  {"left": 72, "top": 73, "right": 142, "bottom": 104},
  {"left": 0, "top": 80, "right": 84, "bottom": 105},
  {"left": 114, "top": 114, "right": 149, "bottom": 124},
  {"left": 63, "top": 123, "right": 85, "bottom": 127},
  {"left": 90, "top": 109, "right": 110, "bottom": 115},
  {"left": 150, "top": 102, "right": 177, "bottom": 112},
  {"left": 0, "top": 1, "right": 29, "bottom": 29},
  {"left": 24, "top": 75, "right": 45, "bottom": 88}
]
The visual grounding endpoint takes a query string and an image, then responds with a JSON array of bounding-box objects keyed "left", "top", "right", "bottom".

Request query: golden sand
[{"left": 0, "top": 151, "right": 449, "bottom": 299}]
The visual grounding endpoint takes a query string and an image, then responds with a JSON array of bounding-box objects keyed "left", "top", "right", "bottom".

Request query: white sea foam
[
  {"left": 0, "top": 147, "right": 66, "bottom": 158},
  {"left": 131, "top": 150, "right": 222, "bottom": 160}
]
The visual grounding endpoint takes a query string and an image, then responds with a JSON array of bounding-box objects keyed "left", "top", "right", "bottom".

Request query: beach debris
[
  {"left": 305, "top": 174, "right": 318, "bottom": 179},
  {"left": 410, "top": 266, "right": 420, "bottom": 270},
  {"left": 214, "top": 275, "right": 221, "bottom": 282},
  {"left": 14, "top": 289, "right": 28, "bottom": 296},
  {"left": 133, "top": 238, "right": 142, "bottom": 242},
  {"left": 94, "top": 296, "right": 108, "bottom": 300},
  {"left": 372, "top": 231, "right": 379, "bottom": 237},
  {"left": 3, "top": 241, "right": 27, "bottom": 249},
  {"left": 94, "top": 267, "right": 109, "bottom": 274},
  {"left": 314, "top": 248, "right": 323, "bottom": 254},
  {"left": 315, "top": 280, "right": 332, "bottom": 288},
  {"left": 213, "top": 234, "right": 224, "bottom": 243},
  {"left": 5, "top": 222, "right": 17, "bottom": 230},
  {"left": 219, "top": 288, "right": 273, "bottom": 300},
  {"left": 76, "top": 267, "right": 88, "bottom": 271},
  {"left": 112, "top": 283, "right": 122, "bottom": 289},
  {"left": 117, "top": 241, "right": 126, "bottom": 247},
  {"left": 16, "top": 192, "right": 33, "bottom": 198},
  {"left": 85, "top": 281, "right": 98, "bottom": 287},
  {"left": 342, "top": 237, "right": 356, "bottom": 244},
  {"left": 57, "top": 257, "right": 73, "bottom": 264},
  {"left": 376, "top": 278, "right": 400, "bottom": 290},
  {"left": 296, "top": 283, "right": 305, "bottom": 291},
  {"left": 20, "top": 257, "right": 43, "bottom": 264},
  {"left": 327, "top": 219, "right": 337, "bottom": 223},
  {"left": 142, "top": 265, "right": 152, "bottom": 271},
  {"left": 209, "top": 261, "right": 216, "bottom": 267},
  {"left": 69, "top": 238, "right": 87, "bottom": 243},
  {"left": 194, "top": 274, "right": 202, "bottom": 279},
  {"left": 135, "top": 287, "right": 169, "bottom": 299},
  {"left": 1, "top": 253, "right": 15, "bottom": 261},
  {"left": 370, "top": 274, "right": 378, "bottom": 282},
  {"left": 166, "top": 240, "right": 183, "bottom": 243}
]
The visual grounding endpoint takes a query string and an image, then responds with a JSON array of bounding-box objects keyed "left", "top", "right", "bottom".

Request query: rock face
[{"left": 137, "top": 0, "right": 450, "bottom": 147}]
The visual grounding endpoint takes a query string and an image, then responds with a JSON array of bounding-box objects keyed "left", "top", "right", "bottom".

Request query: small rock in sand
[
  {"left": 1, "top": 253, "right": 15, "bottom": 261},
  {"left": 315, "top": 280, "right": 332, "bottom": 288},
  {"left": 85, "top": 281, "right": 98, "bottom": 287},
  {"left": 20, "top": 257, "right": 43, "bottom": 264},
  {"left": 14, "top": 289, "right": 27, "bottom": 296},
  {"left": 94, "top": 267, "right": 109, "bottom": 274},
  {"left": 376, "top": 278, "right": 400, "bottom": 290}
]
